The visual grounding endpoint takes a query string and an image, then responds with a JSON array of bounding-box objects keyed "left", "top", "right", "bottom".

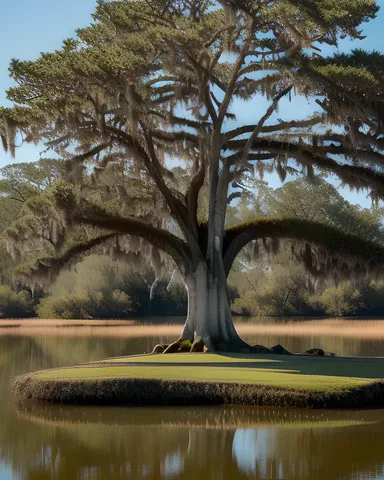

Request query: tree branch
[
  {"left": 218, "top": 23, "right": 255, "bottom": 128},
  {"left": 20, "top": 233, "right": 120, "bottom": 282},
  {"left": 224, "top": 115, "right": 326, "bottom": 141},
  {"left": 235, "top": 85, "right": 293, "bottom": 164},
  {"left": 71, "top": 207, "right": 191, "bottom": 271},
  {"left": 223, "top": 218, "right": 384, "bottom": 277},
  {"left": 225, "top": 138, "right": 384, "bottom": 195},
  {"left": 70, "top": 143, "right": 109, "bottom": 165},
  {"left": 186, "top": 141, "right": 206, "bottom": 236}
]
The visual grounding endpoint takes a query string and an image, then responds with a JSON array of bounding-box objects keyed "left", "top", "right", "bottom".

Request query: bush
[
  {"left": 232, "top": 291, "right": 262, "bottom": 316},
  {"left": 0, "top": 286, "right": 33, "bottom": 318},
  {"left": 36, "top": 290, "right": 134, "bottom": 319},
  {"left": 88, "top": 290, "right": 134, "bottom": 319},
  {"left": 310, "top": 282, "right": 363, "bottom": 317},
  {"left": 36, "top": 293, "right": 91, "bottom": 319}
]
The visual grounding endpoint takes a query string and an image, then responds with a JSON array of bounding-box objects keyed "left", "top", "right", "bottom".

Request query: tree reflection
[
  {"left": 4, "top": 403, "right": 384, "bottom": 480},
  {"left": 2, "top": 334, "right": 384, "bottom": 479}
]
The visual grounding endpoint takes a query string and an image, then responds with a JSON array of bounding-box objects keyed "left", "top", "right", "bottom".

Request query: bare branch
[{"left": 235, "top": 85, "right": 293, "bottom": 164}]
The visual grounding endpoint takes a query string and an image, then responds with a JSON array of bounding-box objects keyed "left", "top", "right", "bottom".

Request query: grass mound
[{"left": 12, "top": 353, "right": 384, "bottom": 409}]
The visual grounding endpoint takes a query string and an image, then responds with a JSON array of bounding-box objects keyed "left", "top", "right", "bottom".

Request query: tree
[
  {"left": 310, "top": 282, "right": 363, "bottom": 317},
  {"left": 36, "top": 253, "right": 188, "bottom": 318},
  {"left": 232, "top": 260, "right": 311, "bottom": 316},
  {"left": 1, "top": 0, "right": 384, "bottom": 351},
  {"left": 230, "top": 179, "right": 384, "bottom": 317},
  {"left": 265, "top": 179, "right": 384, "bottom": 242}
]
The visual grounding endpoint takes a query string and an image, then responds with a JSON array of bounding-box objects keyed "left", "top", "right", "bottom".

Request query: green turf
[{"left": 35, "top": 353, "right": 384, "bottom": 393}]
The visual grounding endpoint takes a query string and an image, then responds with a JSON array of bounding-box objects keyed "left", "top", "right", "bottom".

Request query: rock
[
  {"left": 303, "top": 348, "right": 325, "bottom": 356},
  {"left": 191, "top": 339, "right": 205, "bottom": 353},
  {"left": 151, "top": 344, "right": 167, "bottom": 354},
  {"left": 252, "top": 345, "right": 272, "bottom": 354},
  {"left": 241, "top": 347, "right": 252, "bottom": 354},
  {"left": 271, "top": 344, "right": 292, "bottom": 355},
  {"left": 179, "top": 340, "right": 193, "bottom": 353},
  {"left": 163, "top": 339, "right": 192, "bottom": 354}
]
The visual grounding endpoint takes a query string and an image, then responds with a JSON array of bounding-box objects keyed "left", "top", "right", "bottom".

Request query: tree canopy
[{"left": 1, "top": 0, "right": 384, "bottom": 350}]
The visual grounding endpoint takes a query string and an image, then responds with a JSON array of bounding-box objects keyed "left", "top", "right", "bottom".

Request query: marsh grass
[{"left": 4, "top": 318, "right": 384, "bottom": 340}]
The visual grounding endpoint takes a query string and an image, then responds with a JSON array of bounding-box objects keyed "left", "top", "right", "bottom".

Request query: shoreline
[
  {"left": 12, "top": 374, "right": 384, "bottom": 409},
  {"left": 12, "top": 353, "right": 384, "bottom": 409}
]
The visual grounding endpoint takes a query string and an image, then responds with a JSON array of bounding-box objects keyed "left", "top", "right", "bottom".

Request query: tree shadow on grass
[
  {"left": 215, "top": 353, "right": 384, "bottom": 379},
  {"left": 98, "top": 353, "right": 384, "bottom": 379}
]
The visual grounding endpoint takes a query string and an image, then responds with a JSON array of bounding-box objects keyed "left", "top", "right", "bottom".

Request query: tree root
[{"left": 152, "top": 340, "right": 335, "bottom": 357}]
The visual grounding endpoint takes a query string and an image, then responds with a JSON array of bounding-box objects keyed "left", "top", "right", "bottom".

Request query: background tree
[
  {"left": 230, "top": 179, "right": 384, "bottom": 317},
  {"left": 310, "top": 283, "right": 363, "bottom": 317},
  {"left": 1, "top": 0, "right": 384, "bottom": 350}
]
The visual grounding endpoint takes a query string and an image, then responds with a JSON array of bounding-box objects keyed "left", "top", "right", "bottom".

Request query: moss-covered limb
[
  {"left": 223, "top": 217, "right": 384, "bottom": 276},
  {"left": 224, "top": 115, "right": 326, "bottom": 141},
  {"left": 16, "top": 233, "right": 120, "bottom": 283},
  {"left": 12, "top": 374, "right": 384, "bottom": 409},
  {"left": 50, "top": 183, "right": 193, "bottom": 270},
  {"left": 225, "top": 138, "right": 384, "bottom": 201}
]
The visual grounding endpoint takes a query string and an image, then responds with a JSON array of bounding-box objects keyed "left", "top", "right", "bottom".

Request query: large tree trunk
[
  {"left": 181, "top": 258, "right": 250, "bottom": 352},
  {"left": 179, "top": 155, "right": 249, "bottom": 352}
]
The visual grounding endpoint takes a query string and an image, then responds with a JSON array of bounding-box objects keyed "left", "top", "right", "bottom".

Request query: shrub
[
  {"left": 310, "top": 282, "right": 363, "bottom": 317},
  {"left": 36, "top": 290, "right": 135, "bottom": 319},
  {"left": 0, "top": 286, "right": 33, "bottom": 318},
  {"left": 232, "top": 291, "right": 262, "bottom": 316},
  {"left": 36, "top": 293, "right": 91, "bottom": 319}
]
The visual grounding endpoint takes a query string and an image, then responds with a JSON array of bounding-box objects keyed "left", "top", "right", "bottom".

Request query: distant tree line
[{"left": 0, "top": 159, "right": 383, "bottom": 319}]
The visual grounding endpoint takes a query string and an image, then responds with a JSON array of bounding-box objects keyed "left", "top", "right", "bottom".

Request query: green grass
[
  {"left": 36, "top": 353, "right": 384, "bottom": 392},
  {"left": 13, "top": 353, "right": 384, "bottom": 409}
]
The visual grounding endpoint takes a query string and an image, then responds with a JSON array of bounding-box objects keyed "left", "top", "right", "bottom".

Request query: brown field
[{"left": 2, "top": 318, "right": 384, "bottom": 339}]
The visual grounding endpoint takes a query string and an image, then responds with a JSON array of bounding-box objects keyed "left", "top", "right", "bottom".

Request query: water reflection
[
  {"left": 10, "top": 403, "right": 384, "bottom": 480},
  {"left": 1, "top": 327, "right": 384, "bottom": 479}
]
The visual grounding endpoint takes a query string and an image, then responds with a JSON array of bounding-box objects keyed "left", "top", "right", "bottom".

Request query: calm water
[{"left": 2, "top": 319, "right": 384, "bottom": 479}]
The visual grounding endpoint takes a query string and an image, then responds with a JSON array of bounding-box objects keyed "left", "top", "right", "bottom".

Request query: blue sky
[{"left": 0, "top": 0, "right": 383, "bottom": 207}]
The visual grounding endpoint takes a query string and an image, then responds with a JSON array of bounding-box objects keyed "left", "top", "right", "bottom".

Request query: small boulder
[
  {"left": 191, "top": 339, "right": 205, "bottom": 353},
  {"left": 152, "top": 344, "right": 167, "bottom": 354},
  {"left": 179, "top": 340, "right": 193, "bottom": 352},
  {"left": 303, "top": 348, "right": 325, "bottom": 356},
  {"left": 271, "top": 344, "right": 292, "bottom": 355},
  {"left": 163, "top": 339, "right": 192, "bottom": 354},
  {"left": 252, "top": 345, "right": 272, "bottom": 354},
  {"left": 241, "top": 347, "right": 252, "bottom": 354}
]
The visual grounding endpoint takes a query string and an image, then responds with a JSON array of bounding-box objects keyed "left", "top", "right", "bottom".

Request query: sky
[{"left": 0, "top": 0, "right": 383, "bottom": 207}]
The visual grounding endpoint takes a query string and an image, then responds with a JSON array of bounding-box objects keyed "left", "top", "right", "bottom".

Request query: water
[{"left": 2, "top": 318, "right": 384, "bottom": 479}]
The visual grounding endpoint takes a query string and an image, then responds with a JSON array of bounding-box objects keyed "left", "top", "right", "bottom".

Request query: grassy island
[{"left": 12, "top": 353, "right": 384, "bottom": 409}]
